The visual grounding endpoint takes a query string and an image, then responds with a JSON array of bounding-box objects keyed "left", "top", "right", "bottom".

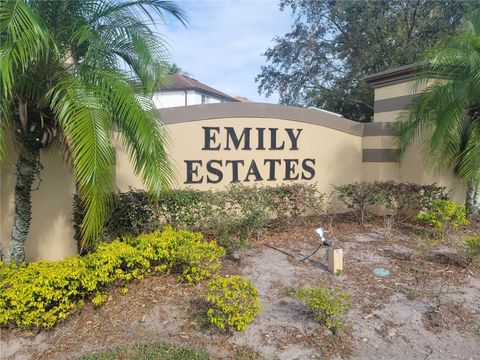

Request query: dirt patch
[{"left": 2, "top": 218, "right": 479, "bottom": 359}]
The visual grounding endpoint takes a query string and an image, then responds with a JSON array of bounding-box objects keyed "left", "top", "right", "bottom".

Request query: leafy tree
[
  {"left": 257, "top": 0, "right": 478, "bottom": 122},
  {"left": 397, "top": 13, "right": 480, "bottom": 215},
  {"left": 0, "top": 0, "right": 187, "bottom": 263},
  {"left": 166, "top": 63, "right": 182, "bottom": 74}
]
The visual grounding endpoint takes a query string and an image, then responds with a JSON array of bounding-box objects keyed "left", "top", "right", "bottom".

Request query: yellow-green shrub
[
  {"left": 0, "top": 257, "right": 92, "bottom": 328},
  {"left": 85, "top": 240, "right": 151, "bottom": 285},
  {"left": 126, "top": 227, "right": 225, "bottom": 284},
  {"left": 416, "top": 200, "right": 469, "bottom": 235},
  {"left": 0, "top": 227, "right": 224, "bottom": 329},
  {"left": 206, "top": 275, "right": 261, "bottom": 331},
  {"left": 297, "top": 286, "right": 350, "bottom": 334},
  {"left": 461, "top": 235, "right": 480, "bottom": 264}
]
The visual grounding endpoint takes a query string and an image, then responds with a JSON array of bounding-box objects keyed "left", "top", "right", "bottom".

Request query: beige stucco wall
[
  {"left": 117, "top": 117, "right": 363, "bottom": 194},
  {"left": 1, "top": 141, "right": 77, "bottom": 262},
  {"left": 400, "top": 143, "right": 466, "bottom": 204},
  {"left": 374, "top": 81, "right": 417, "bottom": 101},
  {"left": 115, "top": 136, "right": 145, "bottom": 191},
  {"left": 370, "top": 76, "right": 466, "bottom": 205},
  {"left": 374, "top": 110, "right": 404, "bottom": 123}
]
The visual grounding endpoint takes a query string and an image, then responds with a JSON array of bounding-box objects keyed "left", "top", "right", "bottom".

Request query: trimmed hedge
[
  {"left": 334, "top": 181, "right": 449, "bottom": 224},
  {"left": 73, "top": 183, "right": 326, "bottom": 254},
  {"left": 0, "top": 227, "right": 225, "bottom": 329}
]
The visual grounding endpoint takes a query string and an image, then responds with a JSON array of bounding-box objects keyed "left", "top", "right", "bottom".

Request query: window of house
[{"left": 201, "top": 94, "right": 207, "bottom": 104}]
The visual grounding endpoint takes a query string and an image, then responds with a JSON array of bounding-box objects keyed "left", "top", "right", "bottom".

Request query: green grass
[{"left": 79, "top": 341, "right": 210, "bottom": 360}]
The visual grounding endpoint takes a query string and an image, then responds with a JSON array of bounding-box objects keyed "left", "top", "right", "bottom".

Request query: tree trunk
[
  {"left": 7, "top": 146, "right": 41, "bottom": 264},
  {"left": 465, "top": 179, "right": 480, "bottom": 217}
]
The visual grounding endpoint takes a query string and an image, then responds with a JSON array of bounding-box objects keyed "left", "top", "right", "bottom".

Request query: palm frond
[
  {"left": 398, "top": 11, "right": 480, "bottom": 183},
  {"left": 2, "top": 0, "right": 186, "bottom": 250},
  {"left": 89, "top": 0, "right": 188, "bottom": 28},
  {"left": 458, "top": 117, "right": 480, "bottom": 179},
  {"left": 83, "top": 69, "right": 175, "bottom": 193},
  {"left": 48, "top": 75, "right": 116, "bottom": 249},
  {"left": 0, "top": 113, "right": 6, "bottom": 161},
  {"left": 0, "top": 0, "right": 53, "bottom": 98}
]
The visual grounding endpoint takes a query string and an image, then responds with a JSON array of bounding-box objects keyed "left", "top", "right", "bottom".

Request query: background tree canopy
[{"left": 256, "top": 0, "right": 480, "bottom": 122}]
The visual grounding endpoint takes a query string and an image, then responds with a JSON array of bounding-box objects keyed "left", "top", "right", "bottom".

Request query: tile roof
[{"left": 159, "top": 73, "right": 240, "bottom": 102}]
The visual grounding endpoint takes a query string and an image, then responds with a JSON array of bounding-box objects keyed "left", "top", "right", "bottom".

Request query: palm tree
[
  {"left": 396, "top": 12, "right": 480, "bottom": 216},
  {"left": 0, "top": 0, "right": 187, "bottom": 263}
]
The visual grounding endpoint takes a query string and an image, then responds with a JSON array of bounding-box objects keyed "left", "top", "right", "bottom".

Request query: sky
[{"left": 159, "top": 0, "right": 293, "bottom": 103}]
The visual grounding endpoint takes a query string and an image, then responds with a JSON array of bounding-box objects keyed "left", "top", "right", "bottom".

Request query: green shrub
[
  {"left": 334, "top": 182, "right": 381, "bottom": 224},
  {"left": 73, "top": 184, "right": 326, "bottom": 256},
  {"left": 73, "top": 190, "right": 159, "bottom": 252},
  {"left": 106, "top": 190, "right": 160, "bottom": 238},
  {"left": 206, "top": 275, "right": 261, "bottom": 331},
  {"left": 334, "top": 181, "right": 448, "bottom": 225},
  {"left": 158, "top": 190, "right": 215, "bottom": 230},
  {"left": 375, "top": 181, "right": 448, "bottom": 221},
  {"left": 210, "top": 185, "right": 275, "bottom": 254},
  {"left": 0, "top": 227, "right": 225, "bottom": 329},
  {"left": 207, "top": 184, "right": 324, "bottom": 254},
  {"left": 417, "top": 184, "right": 450, "bottom": 210},
  {"left": 262, "top": 183, "right": 325, "bottom": 219},
  {"left": 416, "top": 200, "right": 469, "bottom": 235},
  {"left": 461, "top": 235, "right": 480, "bottom": 264},
  {"left": 297, "top": 286, "right": 350, "bottom": 334}
]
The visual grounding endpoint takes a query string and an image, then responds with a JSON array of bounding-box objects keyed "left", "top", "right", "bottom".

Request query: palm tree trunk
[
  {"left": 7, "top": 145, "right": 41, "bottom": 264},
  {"left": 466, "top": 179, "right": 480, "bottom": 216}
]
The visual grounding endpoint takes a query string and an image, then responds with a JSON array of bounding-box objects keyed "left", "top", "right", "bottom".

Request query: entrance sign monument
[{"left": 0, "top": 65, "right": 467, "bottom": 261}]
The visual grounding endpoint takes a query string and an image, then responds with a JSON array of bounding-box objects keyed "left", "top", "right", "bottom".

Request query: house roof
[{"left": 159, "top": 73, "right": 240, "bottom": 102}]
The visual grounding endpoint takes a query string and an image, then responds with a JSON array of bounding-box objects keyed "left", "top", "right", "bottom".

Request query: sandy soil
[{"left": 1, "top": 217, "right": 479, "bottom": 359}]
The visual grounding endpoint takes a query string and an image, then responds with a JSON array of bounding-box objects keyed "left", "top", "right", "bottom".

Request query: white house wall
[{"left": 152, "top": 90, "right": 225, "bottom": 109}]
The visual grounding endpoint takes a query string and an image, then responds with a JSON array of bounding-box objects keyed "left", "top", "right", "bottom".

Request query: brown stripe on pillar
[
  {"left": 362, "top": 149, "right": 399, "bottom": 163},
  {"left": 374, "top": 94, "right": 416, "bottom": 113}
]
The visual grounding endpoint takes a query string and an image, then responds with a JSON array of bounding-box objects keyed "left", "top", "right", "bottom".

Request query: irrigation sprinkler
[{"left": 265, "top": 227, "right": 343, "bottom": 274}]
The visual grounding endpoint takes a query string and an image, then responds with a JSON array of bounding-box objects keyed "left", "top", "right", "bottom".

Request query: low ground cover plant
[
  {"left": 79, "top": 341, "right": 210, "bottom": 360},
  {"left": 0, "top": 227, "right": 225, "bottom": 329},
  {"left": 206, "top": 275, "right": 261, "bottom": 331},
  {"left": 297, "top": 286, "right": 351, "bottom": 334}
]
